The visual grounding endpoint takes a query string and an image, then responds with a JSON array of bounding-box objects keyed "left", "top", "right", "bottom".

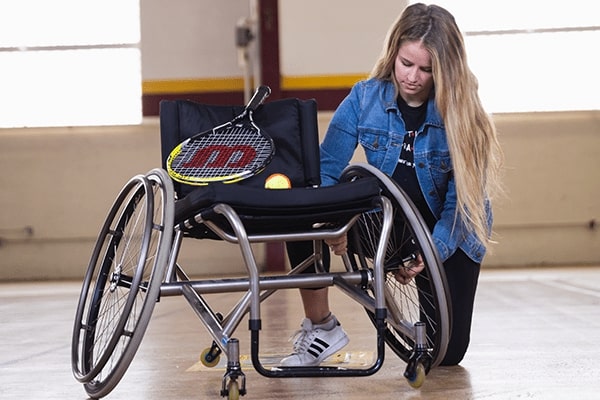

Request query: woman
[{"left": 282, "top": 3, "right": 503, "bottom": 367}]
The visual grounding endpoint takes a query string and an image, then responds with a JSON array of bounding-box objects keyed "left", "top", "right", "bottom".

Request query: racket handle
[{"left": 247, "top": 85, "right": 271, "bottom": 111}]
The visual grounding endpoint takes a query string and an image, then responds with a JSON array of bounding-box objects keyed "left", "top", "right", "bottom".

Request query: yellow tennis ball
[{"left": 265, "top": 173, "right": 291, "bottom": 189}]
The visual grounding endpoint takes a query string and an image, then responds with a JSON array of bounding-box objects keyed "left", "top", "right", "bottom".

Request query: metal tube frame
[{"left": 158, "top": 195, "right": 394, "bottom": 377}]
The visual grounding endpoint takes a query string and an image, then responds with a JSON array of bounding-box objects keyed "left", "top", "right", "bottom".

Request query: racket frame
[{"left": 166, "top": 86, "right": 274, "bottom": 186}]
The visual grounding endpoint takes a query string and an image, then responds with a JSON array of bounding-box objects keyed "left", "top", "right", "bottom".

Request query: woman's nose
[{"left": 407, "top": 68, "right": 418, "bottom": 82}]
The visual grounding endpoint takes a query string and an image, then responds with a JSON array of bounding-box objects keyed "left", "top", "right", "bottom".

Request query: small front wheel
[
  {"left": 227, "top": 380, "right": 240, "bottom": 400},
  {"left": 406, "top": 362, "right": 426, "bottom": 389},
  {"left": 200, "top": 347, "right": 221, "bottom": 368}
]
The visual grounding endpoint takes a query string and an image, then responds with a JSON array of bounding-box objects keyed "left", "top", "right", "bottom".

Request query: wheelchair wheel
[
  {"left": 71, "top": 169, "right": 174, "bottom": 398},
  {"left": 340, "top": 163, "right": 451, "bottom": 367}
]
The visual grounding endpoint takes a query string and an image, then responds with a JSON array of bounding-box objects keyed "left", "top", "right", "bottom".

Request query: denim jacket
[{"left": 320, "top": 78, "right": 490, "bottom": 263}]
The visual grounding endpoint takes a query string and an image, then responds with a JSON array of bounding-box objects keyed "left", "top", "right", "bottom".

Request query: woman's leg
[
  {"left": 286, "top": 240, "right": 334, "bottom": 323},
  {"left": 281, "top": 241, "right": 348, "bottom": 366},
  {"left": 300, "top": 287, "right": 331, "bottom": 323},
  {"left": 440, "top": 249, "right": 481, "bottom": 366}
]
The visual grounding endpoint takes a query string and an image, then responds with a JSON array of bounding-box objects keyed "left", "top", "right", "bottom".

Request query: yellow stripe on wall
[
  {"left": 281, "top": 74, "right": 368, "bottom": 90},
  {"left": 142, "top": 77, "right": 245, "bottom": 94},
  {"left": 142, "top": 74, "right": 368, "bottom": 94}
]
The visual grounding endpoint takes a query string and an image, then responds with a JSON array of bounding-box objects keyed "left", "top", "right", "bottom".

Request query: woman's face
[{"left": 394, "top": 40, "right": 434, "bottom": 106}]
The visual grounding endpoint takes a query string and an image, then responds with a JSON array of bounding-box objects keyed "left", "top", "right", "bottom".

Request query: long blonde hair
[{"left": 371, "top": 3, "right": 503, "bottom": 249}]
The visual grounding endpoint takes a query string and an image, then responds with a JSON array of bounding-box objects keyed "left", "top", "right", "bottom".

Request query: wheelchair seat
[
  {"left": 161, "top": 96, "right": 381, "bottom": 240},
  {"left": 174, "top": 177, "right": 381, "bottom": 237}
]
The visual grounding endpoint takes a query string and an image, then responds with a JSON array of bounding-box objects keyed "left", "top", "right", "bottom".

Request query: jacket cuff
[{"left": 433, "top": 237, "right": 450, "bottom": 262}]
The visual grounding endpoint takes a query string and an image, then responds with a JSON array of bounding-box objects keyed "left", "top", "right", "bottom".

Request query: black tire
[
  {"left": 340, "top": 163, "right": 451, "bottom": 367},
  {"left": 71, "top": 169, "right": 174, "bottom": 398}
]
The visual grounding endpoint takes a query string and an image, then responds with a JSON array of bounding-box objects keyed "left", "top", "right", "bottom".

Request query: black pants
[
  {"left": 439, "top": 248, "right": 480, "bottom": 366},
  {"left": 286, "top": 240, "right": 330, "bottom": 274}
]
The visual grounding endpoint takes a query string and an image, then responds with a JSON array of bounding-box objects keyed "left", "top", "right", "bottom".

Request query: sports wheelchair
[{"left": 71, "top": 94, "right": 451, "bottom": 399}]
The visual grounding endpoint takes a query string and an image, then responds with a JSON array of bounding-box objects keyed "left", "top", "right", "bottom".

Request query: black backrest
[{"left": 159, "top": 98, "right": 321, "bottom": 198}]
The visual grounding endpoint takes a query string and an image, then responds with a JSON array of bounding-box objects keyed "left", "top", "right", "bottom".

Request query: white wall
[
  {"left": 278, "top": 0, "right": 406, "bottom": 77},
  {"left": 140, "top": 0, "right": 250, "bottom": 80},
  {"left": 139, "top": 0, "right": 407, "bottom": 82}
]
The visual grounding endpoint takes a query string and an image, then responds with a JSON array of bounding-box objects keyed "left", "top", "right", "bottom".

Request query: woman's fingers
[
  {"left": 325, "top": 235, "right": 347, "bottom": 255},
  {"left": 394, "top": 254, "right": 425, "bottom": 284}
]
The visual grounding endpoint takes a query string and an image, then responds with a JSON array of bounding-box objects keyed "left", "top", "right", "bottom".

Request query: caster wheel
[
  {"left": 407, "top": 363, "right": 426, "bottom": 389},
  {"left": 200, "top": 347, "right": 220, "bottom": 368},
  {"left": 227, "top": 380, "right": 240, "bottom": 400}
]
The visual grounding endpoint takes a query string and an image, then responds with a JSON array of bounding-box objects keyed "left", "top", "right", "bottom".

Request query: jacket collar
[{"left": 379, "top": 79, "right": 444, "bottom": 129}]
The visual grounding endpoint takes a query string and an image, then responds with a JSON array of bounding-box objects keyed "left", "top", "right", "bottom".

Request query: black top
[{"left": 392, "top": 96, "right": 436, "bottom": 230}]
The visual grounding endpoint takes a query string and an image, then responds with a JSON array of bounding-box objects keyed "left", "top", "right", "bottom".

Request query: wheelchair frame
[
  {"left": 71, "top": 96, "right": 450, "bottom": 399},
  {"left": 71, "top": 164, "right": 450, "bottom": 400}
]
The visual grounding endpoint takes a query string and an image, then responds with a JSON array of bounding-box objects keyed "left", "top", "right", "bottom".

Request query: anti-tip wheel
[
  {"left": 407, "top": 363, "right": 426, "bottom": 389},
  {"left": 200, "top": 347, "right": 221, "bottom": 368}
]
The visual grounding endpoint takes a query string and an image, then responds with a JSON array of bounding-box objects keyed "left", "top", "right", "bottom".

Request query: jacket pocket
[
  {"left": 427, "top": 152, "right": 452, "bottom": 185},
  {"left": 359, "top": 128, "right": 389, "bottom": 166}
]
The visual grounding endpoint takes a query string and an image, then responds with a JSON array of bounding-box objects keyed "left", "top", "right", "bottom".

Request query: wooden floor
[{"left": 1, "top": 265, "right": 600, "bottom": 400}]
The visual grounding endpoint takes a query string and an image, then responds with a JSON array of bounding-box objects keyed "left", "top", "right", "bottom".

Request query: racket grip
[{"left": 247, "top": 85, "right": 271, "bottom": 111}]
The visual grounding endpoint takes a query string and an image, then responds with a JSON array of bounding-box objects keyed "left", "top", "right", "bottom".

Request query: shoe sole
[{"left": 313, "top": 334, "right": 350, "bottom": 365}]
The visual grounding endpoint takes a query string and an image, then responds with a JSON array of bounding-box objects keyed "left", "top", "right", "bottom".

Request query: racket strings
[{"left": 171, "top": 124, "right": 273, "bottom": 181}]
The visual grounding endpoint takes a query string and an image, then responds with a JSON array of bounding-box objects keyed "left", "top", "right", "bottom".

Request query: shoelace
[{"left": 288, "top": 322, "right": 312, "bottom": 353}]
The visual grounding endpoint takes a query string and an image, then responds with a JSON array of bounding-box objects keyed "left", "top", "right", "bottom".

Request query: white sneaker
[{"left": 280, "top": 316, "right": 349, "bottom": 367}]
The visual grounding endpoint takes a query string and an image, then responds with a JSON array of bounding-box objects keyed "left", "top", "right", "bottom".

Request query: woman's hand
[
  {"left": 325, "top": 235, "right": 347, "bottom": 255},
  {"left": 394, "top": 254, "right": 425, "bottom": 284}
]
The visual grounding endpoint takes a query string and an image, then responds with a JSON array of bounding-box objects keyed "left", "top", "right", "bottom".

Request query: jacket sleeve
[
  {"left": 319, "top": 84, "right": 362, "bottom": 187},
  {"left": 431, "top": 173, "right": 463, "bottom": 262}
]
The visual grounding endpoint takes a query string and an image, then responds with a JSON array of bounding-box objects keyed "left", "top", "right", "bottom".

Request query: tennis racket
[{"left": 166, "top": 85, "right": 274, "bottom": 185}]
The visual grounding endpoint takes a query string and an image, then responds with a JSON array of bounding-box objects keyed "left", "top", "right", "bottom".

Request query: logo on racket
[{"left": 182, "top": 144, "right": 257, "bottom": 169}]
